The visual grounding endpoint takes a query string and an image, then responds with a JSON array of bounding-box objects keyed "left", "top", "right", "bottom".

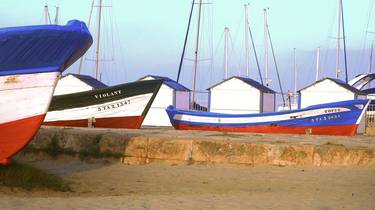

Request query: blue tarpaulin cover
[{"left": 0, "top": 20, "right": 92, "bottom": 76}]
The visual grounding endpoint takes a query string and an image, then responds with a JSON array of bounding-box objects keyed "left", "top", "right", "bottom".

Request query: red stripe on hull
[
  {"left": 173, "top": 123, "right": 359, "bottom": 136},
  {"left": 0, "top": 114, "right": 46, "bottom": 165},
  {"left": 43, "top": 116, "right": 145, "bottom": 129}
]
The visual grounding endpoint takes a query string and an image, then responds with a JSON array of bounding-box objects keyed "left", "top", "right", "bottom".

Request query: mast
[
  {"left": 264, "top": 8, "right": 270, "bottom": 86},
  {"left": 315, "top": 47, "right": 320, "bottom": 81},
  {"left": 369, "top": 41, "right": 374, "bottom": 88},
  {"left": 191, "top": 0, "right": 203, "bottom": 109},
  {"left": 78, "top": 0, "right": 95, "bottom": 74},
  {"left": 224, "top": 27, "right": 229, "bottom": 79},
  {"left": 340, "top": 0, "right": 348, "bottom": 83},
  {"left": 54, "top": 6, "right": 59, "bottom": 24},
  {"left": 335, "top": 0, "right": 341, "bottom": 79},
  {"left": 244, "top": 4, "right": 250, "bottom": 77},
  {"left": 293, "top": 48, "right": 297, "bottom": 104},
  {"left": 177, "top": 0, "right": 195, "bottom": 82},
  {"left": 95, "top": 0, "right": 103, "bottom": 80},
  {"left": 370, "top": 41, "right": 374, "bottom": 74},
  {"left": 44, "top": 4, "right": 50, "bottom": 24}
]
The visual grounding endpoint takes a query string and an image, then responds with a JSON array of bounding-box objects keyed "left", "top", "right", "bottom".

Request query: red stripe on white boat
[
  {"left": 172, "top": 123, "right": 359, "bottom": 136},
  {"left": 44, "top": 115, "right": 145, "bottom": 129},
  {"left": 0, "top": 72, "right": 59, "bottom": 164},
  {"left": 0, "top": 114, "right": 46, "bottom": 164}
]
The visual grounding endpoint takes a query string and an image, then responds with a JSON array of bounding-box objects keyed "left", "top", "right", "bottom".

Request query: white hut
[
  {"left": 298, "top": 77, "right": 367, "bottom": 109},
  {"left": 139, "top": 75, "right": 190, "bottom": 126},
  {"left": 54, "top": 73, "right": 107, "bottom": 96},
  {"left": 208, "top": 76, "right": 276, "bottom": 114}
]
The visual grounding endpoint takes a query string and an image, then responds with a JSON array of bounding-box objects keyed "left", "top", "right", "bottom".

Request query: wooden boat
[
  {"left": 43, "top": 1, "right": 163, "bottom": 129},
  {"left": 0, "top": 20, "right": 92, "bottom": 164},
  {"left": 43, "top": 79, "right": 162, "bottom": 129},
  {"left": 166, "top": 99, "right": 371, "bottom": 136}
]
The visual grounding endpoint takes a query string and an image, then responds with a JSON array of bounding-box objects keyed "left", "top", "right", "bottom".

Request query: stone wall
[{"left": 28, "top": 127, "right": 375, "bottom": 166}]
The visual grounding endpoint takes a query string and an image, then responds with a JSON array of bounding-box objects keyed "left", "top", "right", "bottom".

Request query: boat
[
  {"left": 43, "top": 79, "right": 162, "bottom": 128},
  {"left": 43, "top": 1, "right": 163, "bottom": 129},
  {"left": 0, "top": 20, "right": 93, "bottom": 164},
  {"left": 166, "top": 99, "right": 371, "bottom": 136}
]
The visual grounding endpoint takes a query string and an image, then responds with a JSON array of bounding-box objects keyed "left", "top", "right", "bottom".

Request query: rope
[
  {"left": 358, "top": 0, "right": 375, "bottom": 72},
  {"left": 177, "top": 0, "right": 195, "bottom": 83},
  {"left": 267, "top": 27, "right": 286, "bottom": 106},
  {"left": 248, "top": 25, "right": 263, "bottom": 85},
  {"left": 229, "top": 31, "right": 241, "bottom": 75}
]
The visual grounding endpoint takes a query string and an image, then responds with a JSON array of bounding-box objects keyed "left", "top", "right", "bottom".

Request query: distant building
[
  {"left": 298, "top": 77, "right": 367, "bottom": 109},
  {"left": 54, "top": 73, "right": 107, "bottom": 96},
  {"left": 139, "top": 75, "right": 190, "bottom": 126},
  {"left": 208, "top": 76, "right": 276, "bottom": 114}
]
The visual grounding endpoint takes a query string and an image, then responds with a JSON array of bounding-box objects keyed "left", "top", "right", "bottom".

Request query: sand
[{"left": 0, "top": 155, "right": 374, "bottom": 210}]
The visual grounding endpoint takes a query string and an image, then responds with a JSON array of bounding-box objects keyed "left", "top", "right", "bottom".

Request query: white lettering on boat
[
  {"left": 94, "top": 90, "right": 122, "bottom": 99},
  {"left": 97, "top": 99, "right": 130, "bottom": 111}
]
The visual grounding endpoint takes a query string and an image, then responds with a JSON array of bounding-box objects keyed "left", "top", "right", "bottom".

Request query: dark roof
[
  {"left": 362, "top": 87, "right": 375, "bottom": 94},
  {"left": 298, "top": 77, "right": 365, "bottom": 95},
  {"left": 139, "top": 75, "right": 190, "bottom": 91},
  {"left": 63, "top": 73, "right": 108, "bottom": 89},
  {"left": 207, "top": 76, "right": 276, "bottom": 93}
]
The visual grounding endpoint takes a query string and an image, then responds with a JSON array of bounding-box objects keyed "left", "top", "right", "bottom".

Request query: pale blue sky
[{"left": 1, "top": 0, "right": 374, "bottom": 95}]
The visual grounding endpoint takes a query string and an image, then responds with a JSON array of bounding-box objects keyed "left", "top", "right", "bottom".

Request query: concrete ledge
[
  {"left": 28, "top": 126, "right": 375, "bottom": 166},
  {"left": 366, "top": 127, "right": 375, "bottom": 136}
]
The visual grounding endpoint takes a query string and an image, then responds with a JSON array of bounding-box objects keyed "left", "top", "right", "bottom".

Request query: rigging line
[
  {"left": 340, "top": 0, "right": 348, "bottom": 83},
  {"left": 232, "top": 6, "right": 244, "bottom": 66},
  {"left": 112, "top": 3, "right": 127, "bottom": 82},
  {"left": 103, "top": 6, "right": 109, "bottom": 81},
  {"left": 177, "top": 0, "right": 195, "bottom": 83},
  {"left": 78, "top": 0, "right": 95, "bottom": 74},
  {"left": 248, "top": 25, "right": 263, "bottom": 85},
  {"left": 191, "top": 0, "right": 203, "bottom": 108},
  {"left": 267, "top": 27, "right": 286, "bottom": 106},
  {"left": 95, "top": 0, "right": 103, "bottom": 80},
  {"left": 208, "top": 3, "right": 214, "bottom": 86},
  {"left": 212, "top": 29, "right": 225, "bottom": 82},
  {"left": 228, "top": 31, "right": 240, "bottom": 74},
  {"left": 197, "top": 2, "right": 213, "bottom": 89},
  {"left": 321, "top": 2, "right": 337, "bottom": 78},
  {"left": 47, "top": 9, "right": 52, "bottom": 24},
  {"left": 213, "top": 30, "right": 225, "bottom": 61},
  {"left": 109, "top": 1, "right": 115, "bottom": 63},
  {"left": 359, "top": 0, "right": 375, "bottom": 72},
  {"left": 237, "top": 9, "right": 245, "bottom": 77},
  {"left": 199, "top": 2, "right": 213, "bottom": 86}
]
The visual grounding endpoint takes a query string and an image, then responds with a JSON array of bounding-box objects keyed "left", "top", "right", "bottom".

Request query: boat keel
[
  {"left": 172, "top": 123, "right": 359, "bottom": 136},
  {"left": 43, "top": 115, "right": 145, "bottom": 129}
]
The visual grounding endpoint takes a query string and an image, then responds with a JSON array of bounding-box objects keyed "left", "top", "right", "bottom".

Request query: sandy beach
[{"left": 0, "top": 155, "right": 374, "bottom": 210}]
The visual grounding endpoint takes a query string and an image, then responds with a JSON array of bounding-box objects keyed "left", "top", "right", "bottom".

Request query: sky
[{"left": 1, "top": 0, "right": 375, "bottom": 104}]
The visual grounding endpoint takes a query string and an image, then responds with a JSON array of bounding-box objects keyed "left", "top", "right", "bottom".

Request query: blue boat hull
[{"left": 166, "top": 99, "right": 371, "bottom": 136}]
